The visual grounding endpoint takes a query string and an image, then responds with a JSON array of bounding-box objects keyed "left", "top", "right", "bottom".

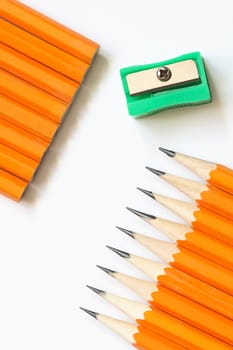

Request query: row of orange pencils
[
  {"left": 0, "top": 0, "right": 99, "bottom": 201},
  {"left": 81, "top": 148, "right": 233, "bottom": 350}
]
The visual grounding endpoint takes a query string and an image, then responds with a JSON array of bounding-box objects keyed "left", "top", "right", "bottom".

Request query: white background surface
[{"left": 1, "top": 1, "right": 233, "bottom": 349}]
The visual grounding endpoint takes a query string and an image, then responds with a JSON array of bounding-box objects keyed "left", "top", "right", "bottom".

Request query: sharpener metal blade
[{"left": 126, "top": 60, "right": 200, "bottom": 96}]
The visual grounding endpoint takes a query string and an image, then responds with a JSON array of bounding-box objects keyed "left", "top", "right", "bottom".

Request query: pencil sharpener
[{"left": 120, "top": 52, "right": 211, "bottom": 118}]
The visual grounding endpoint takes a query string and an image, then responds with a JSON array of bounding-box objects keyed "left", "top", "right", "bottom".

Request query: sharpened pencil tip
[
  {"left": 137, "top": 187, "right": 155, "bottom": 200},
  {"left": 116, "top": 226, "right": 135, "bottom": 239},
  {"left": 159, "top": 147, "right": 176, "bottom": 158},
  {"left": 97, "top": 265, "right": 116, "bottom": 277},
  {"left": 146, "top": 167, "right": 166, "bottom": 176},
  {"left": 126, "top": 207, "right": 156, "bottom": 220},
  {"left": 80, "top": 307, "right": 98, "bottom": 319},
  {"left": 87, "top": 285, "right": 105, "bottom": 296},
  {"left": 106, "top": 246, "right": 130, "bottom": 259}
]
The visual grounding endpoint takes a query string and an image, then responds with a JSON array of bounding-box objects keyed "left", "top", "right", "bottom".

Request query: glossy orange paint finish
[
  {"left": 158, "top": 267, "right": 233, "bottom": 320},
  {"left": 209, "top": 165, "right": 233, "bottom": 196},
  {"left": 0, "top": 0, "right": 99, "bottom": 201}
]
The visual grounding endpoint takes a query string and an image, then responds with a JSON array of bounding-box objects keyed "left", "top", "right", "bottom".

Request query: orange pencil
[
  {"left": 159, "top": 147, "right": 233, "bottom": 196},
  {"left": 138, "top": 189, "right": 233, "bottom": 246},
  {"left": 146, "top": 167, "right": 233, "bottom": 221},
  {"left": 0, "top": 19, "right": 89, "bottom": 84},
  {"left": 104, "top": 249, "right": 233, "bottom": 320},
  {"left": 125, "top": 209, "right": 233, "bottom": 271},
  {"left": 0, "top": 69, "right": 67, "bottom": 124},
  {"left": 159, "top": 266, "right": 233, "bottom": 320},
  {"left": 96, "top": 267, "right": 233, "bottom": 343},
  {"left": 0, "top": 169, "right": 27, "bottom": 201},
  {"left": 169, "top": 246, "right": 233, "bottom": 295},
  {"left": 81, "top": 308, "right": 188, "bottom": 350},
  {"left": 0, "top": 94, "right": 58, "bottom": 142},
  {"left": 0, "top": 116, "right": 48, "bottom": 162},
  {"left": 0, "top": 0, "right": 99, "bottom": 202},
  {"left": 0, "top": 43, "right": 78, "bottom": 104},
  {"left": 117, "top": 228, "right": 233, "bottom": 295},
  {"left": 87, "top": 287, "right": 232, "bottom": 349},
  {"left": 0, "top": 143, "right": 38, "bottom": 182},
  {"left": 0, "top": 0, "right": 99, "bottom": 64}
]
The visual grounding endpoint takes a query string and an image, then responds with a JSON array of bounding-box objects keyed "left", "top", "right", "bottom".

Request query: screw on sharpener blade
[{"left": 156, "top": 67, "right": 172, "bottom": 82}]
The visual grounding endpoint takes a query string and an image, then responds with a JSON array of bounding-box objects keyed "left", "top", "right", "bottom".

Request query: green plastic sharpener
[{"left": 120, "top": 52, "right": 211, "bottom": 118}]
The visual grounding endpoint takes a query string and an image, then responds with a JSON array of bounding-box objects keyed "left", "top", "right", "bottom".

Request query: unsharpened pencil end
[
  {"left": 106, "top": 245, "right": 130, "bottom": 259},
  {"left": 87, "top": 285, "right": 105, "bottom": 296},
  {"left": 126, "top": 207, "right": 156, "bottom": 220},
  {"left": 80, "top": 307, "right": 98, "bottom": 319},
  {"left": 97, "top": 265, "right": 116, "bottom": 277},
  {"left": 137, "top": 187, "right": 155, "bottom": 199},
  {"left": 159, "top": 147, "right": 176, "bottom": 158},
  {"left": 116, "top": 226, "right": 135, "bottom": 239},
  {"left": 146, "top": 167, "right": 166, "bottom": 176}
]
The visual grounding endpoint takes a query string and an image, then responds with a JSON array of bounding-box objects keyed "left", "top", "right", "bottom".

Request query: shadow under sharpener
[{"left": 120, "top": 52, "right": 212, "bottom": 118}]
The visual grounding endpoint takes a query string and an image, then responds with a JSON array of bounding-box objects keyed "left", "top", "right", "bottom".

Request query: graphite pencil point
[
  {"left": 87, "top": 285, "right": 105, "bottom": 296},
  {"left": 97, "top": 265, "right": 116, "bottom": 276},
  {"left": 159, "top": 147, "right": 176, "bottom": 158},
  {"left": 137, "top": 187, "right": 155, "bottom": 199},
  {"left": 116, "top": 226, "right": 135, "bottom": 239},
  {"left": 126, "top": 207, "right": 156, "bottom": 220},
  {"left": 106, "top": 246, "right": 130, "bottom": 259},
  {"left": 146, "top": 167, "right": 166, "bottom": 176},
  {"left": 80, "top": 307, "right": 98, "bottom": 319}
]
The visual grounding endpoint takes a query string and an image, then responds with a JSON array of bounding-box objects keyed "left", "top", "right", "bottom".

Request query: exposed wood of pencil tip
[
  {"left": 96, "top": 267, "right": 156, "bottom": 300},
  {"left": 159, "top": 147, "right": 218, "bottom": 181},
  {"left": 147, "top": 169, "right": 210, "bottom": 200},
  {"left": 116, "top": 224, "right": 178, "bottom": 261},
  {"left": 143, "top": 192, "right": 196, "bottom": 223},
  {"left": 80, "top": 307, "right": 137, "bottom": 343},
  {"left": 107, "top": 246, "right": 167, "bottom": 280},
  {"left": 148, "top": 170, "right": 233, "bottom": 223},
  {"left": 148, "top": 217, "right": 190, "bottom": 241},
  {"left": 132, "top": 234, "right": 178, "bottom": 263},
  {"left": 87, "top": 284, "right": 150, "bottom": 321},
  {"left": 97, "top": 265, "right": 157, "bottom": 300}
]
